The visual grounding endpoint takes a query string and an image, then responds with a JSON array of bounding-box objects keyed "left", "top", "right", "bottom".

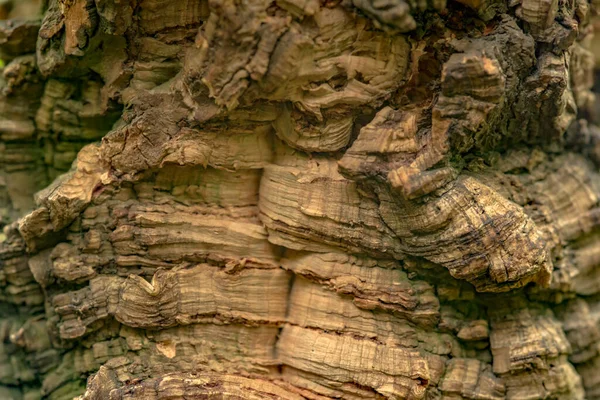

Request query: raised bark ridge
[{"left": 1, "top": 0, "right": 600, "bottom": 399}]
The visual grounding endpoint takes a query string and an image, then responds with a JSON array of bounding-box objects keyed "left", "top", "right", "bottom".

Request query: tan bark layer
[{"left": 1, "top": 0, "right": 600, "bottom": 399}]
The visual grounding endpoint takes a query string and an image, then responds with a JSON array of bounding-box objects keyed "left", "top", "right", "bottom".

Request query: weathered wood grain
[{"left": 0, "top": 0, "right": 600, "bottom": 398}]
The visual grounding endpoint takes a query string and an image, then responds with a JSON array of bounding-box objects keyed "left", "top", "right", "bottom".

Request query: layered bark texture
[{"left": 1, "top": 0, "right": 600, "bottom": 398}]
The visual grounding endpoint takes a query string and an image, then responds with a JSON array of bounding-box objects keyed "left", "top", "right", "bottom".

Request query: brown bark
[{"left": 1, "top": 0, "right": 600, "bottom": 399}]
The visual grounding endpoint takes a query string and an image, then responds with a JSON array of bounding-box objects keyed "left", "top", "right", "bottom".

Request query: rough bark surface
[{"left": 1, "top": 0, "right": 600, "bottom": 398}]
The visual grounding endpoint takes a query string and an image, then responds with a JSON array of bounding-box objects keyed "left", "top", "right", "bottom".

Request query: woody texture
[{"left": 1, "top": 0, "right": 600, "bottom": 398}]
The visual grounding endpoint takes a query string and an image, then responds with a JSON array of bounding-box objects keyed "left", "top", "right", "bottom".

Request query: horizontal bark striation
[{"left": 1, "top": 0, "right": 600, "bottom": 399}]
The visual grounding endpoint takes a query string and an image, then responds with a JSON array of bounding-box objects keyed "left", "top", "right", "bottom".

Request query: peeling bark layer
[{"left": 1, "top": 0, "right": 600, "bottom": 399}]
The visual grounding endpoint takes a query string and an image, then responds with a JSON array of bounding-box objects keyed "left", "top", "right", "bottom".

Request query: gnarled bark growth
[{"left": 1, "top": 0, "right": 600, "bottom": 398}]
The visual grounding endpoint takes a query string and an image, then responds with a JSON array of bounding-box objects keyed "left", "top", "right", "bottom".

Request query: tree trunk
[{"left": 1, "top": 0, "right": 600, "bottom": 398}]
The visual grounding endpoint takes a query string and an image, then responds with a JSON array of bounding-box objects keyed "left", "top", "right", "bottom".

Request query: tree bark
[{"left": 1, "top": 0, "right": 600, "bottom": 399}]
